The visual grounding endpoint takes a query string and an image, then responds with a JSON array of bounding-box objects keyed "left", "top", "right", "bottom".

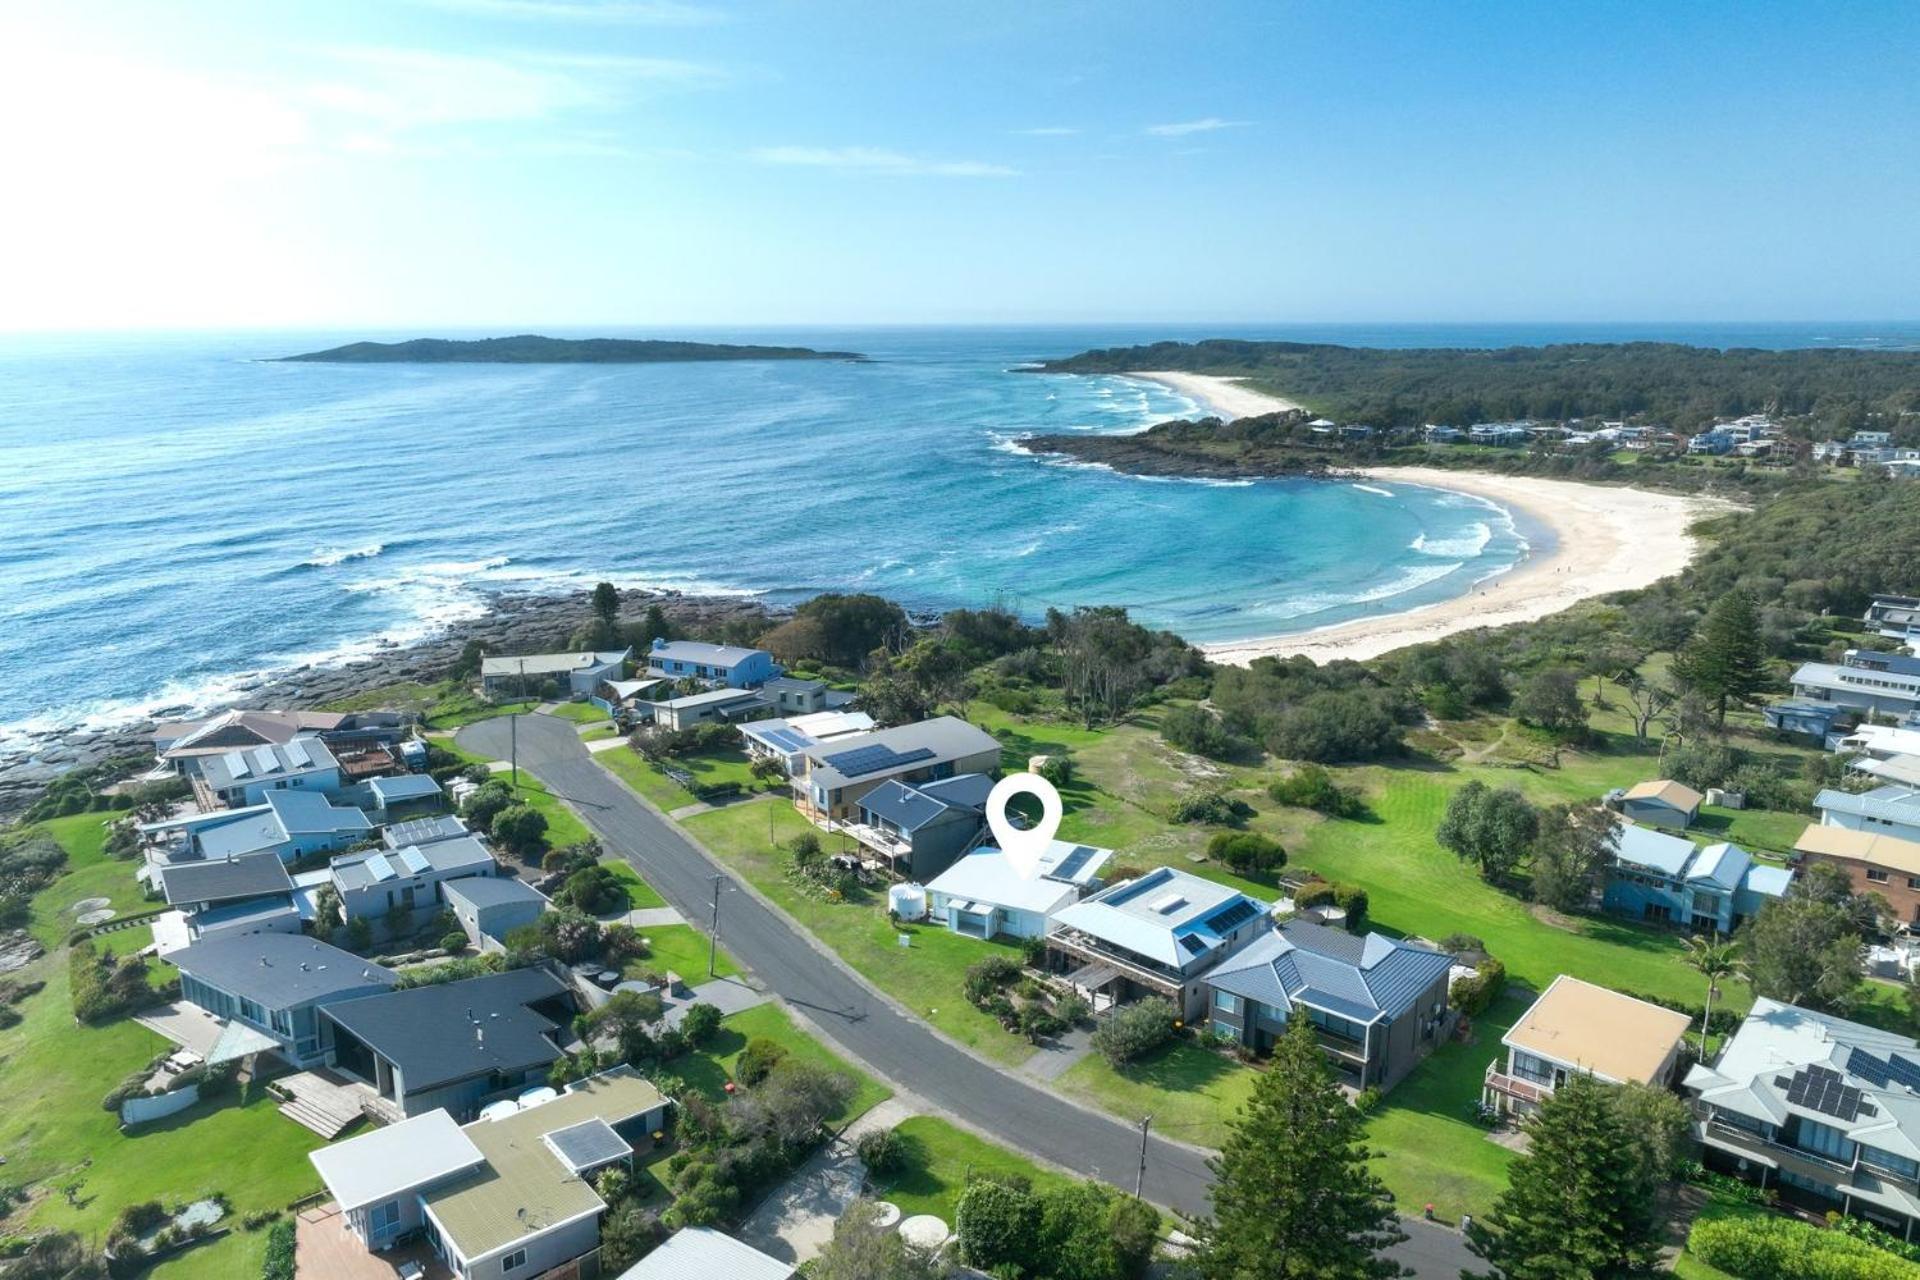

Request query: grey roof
[
  {"left": 321, "top": 968, "right": 568, "bottom": 1092},
  {"left": 616, "top": 1228, "right": 794, "bottom": 1280},
  {"left": 310, "top": 1110, "right": 486, "bottom": 1211},
  {"left": 803, "top": 716, "right": 1001, "bottom": 790},
  {"left": 1817, "top": 786, "right": 1920, "bottom": 827},
  {"left": 1612, "top": 824, "right": 1696, "bottom": 876},
  {"left": 542, "top": 1116, "right": 632, "bottom": 1173},
  {"left": 194, "top": 808, "right": 294, "bottom": 861},
  {"left": 655, "top": 687, "right": 769, "bottom": 711},
  {"left": 917, "top": 772, "right": 996, "bottom": 810},
  {"left": 199, "top": 738, "right": 339, "bottom": 791},
  {"left": 857, "top": 775, "right": 989, "bottom": 833},
  {"left": 332, "top": 837, "right": 495, "bottom": 892},
  {"left": 384, "top": 815, "right": 473, "bottom": 849},
  {"left": 369, "top": 773, "right": 444, "bottom": 803},
  {"left": 647, "top": 639, "right": 767, "bottom": 669},
  {"left": 265, "top": 788, "right": 375, "bottom": 835},
  {"left": 443, "top": 876, "right": 548, "bottom": 912},
  {"left": 172, "top": 933, "right": 397, "bottom": 1007},
  {"left": 1051, "top": 867, "right": 1268, "bottom": 968},
  {"left": 481, "top": 649, "right": 630, "bottom": 678},
  {"left": 761, "top": 676, "right": 825, "bottom": 694},
  {"left": 1207, "top": 919, "right": 1453, "bottom": 1024},
  {"left": 161, "top": 853, "right": 295, "bottom": 906}
]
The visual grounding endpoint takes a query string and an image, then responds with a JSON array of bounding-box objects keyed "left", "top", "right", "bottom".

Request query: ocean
[{"left": 1, "top": 321, "right": 1913, "bottom": 759}]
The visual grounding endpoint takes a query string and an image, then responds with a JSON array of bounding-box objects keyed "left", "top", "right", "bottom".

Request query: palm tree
[{"left": 1683, "top": 935, "right": 1741, "bottom": 1058}]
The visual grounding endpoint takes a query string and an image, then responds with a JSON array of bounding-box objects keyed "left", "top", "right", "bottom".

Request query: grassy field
[
  {"left": 25, "top": 811, "right": 155, "bottom": 947},
  {"left": 543, "top": 701, "right": 610, "bottom": 724},
  {"left": 679, "top": 798, "right": 1036, "bottom": 1065},
  {"left": 870, "top": 1116, "right": 1075, "bottom": 1221},
  {"left": 706, "top": 1002, "right": 892, "bottom": 1123},
  {"left": 580, "top": 723, "right": 621, "bottom": 742},
  {"left": 322, "top": 678, "right": 531, "bottom": 729}
]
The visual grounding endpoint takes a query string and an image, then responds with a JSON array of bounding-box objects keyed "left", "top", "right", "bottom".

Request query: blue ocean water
[{"left": 1, "top": 321, "right": 1912, "bottom": 756}]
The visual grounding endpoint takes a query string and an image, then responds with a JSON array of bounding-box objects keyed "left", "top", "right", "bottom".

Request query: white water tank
[{"left": 889, "top": 882, "right": 928, "bottom": 922}]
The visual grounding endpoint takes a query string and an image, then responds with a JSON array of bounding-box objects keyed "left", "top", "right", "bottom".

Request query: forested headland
[{"left": 279, "top": 335, "right": 866, "bottom": 363}]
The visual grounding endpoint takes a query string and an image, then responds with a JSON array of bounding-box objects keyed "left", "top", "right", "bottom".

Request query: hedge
[
  {"left": 261, "top": 1218, "right": 295, "bottom": 1280},
  {"left": 1689, "top": 1213, "right": 1920, "bottom": 1280},
  {"left": 1449, "top": 957, "right": 1506, "bottom": 1017}
]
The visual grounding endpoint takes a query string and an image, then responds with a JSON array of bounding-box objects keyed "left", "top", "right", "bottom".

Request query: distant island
[
  {"left": 278, "top": 334, "right": 866, "bottom": 363},
  {"left": 1032, "top": 339, "right": 1920, "bottom": 429}
]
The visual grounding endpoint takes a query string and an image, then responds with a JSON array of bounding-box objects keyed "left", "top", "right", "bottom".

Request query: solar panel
[
  {"left": 285, "top": 739, "right": 313, "bottom": 767},
  {"left": 1205, "top": 900, "right": 1261, "bottom": 934},
  {"left": 364, "top": 854, "right": 397, "bottom": 882},
  {"left": 1049, "top": 845, "right": 1097, "bottom": 882},
  {"left": 398, "top": 847, "right": 431, "bottom": 875},
  {"left": 1888, "top": 1055, "right": 1920, "bottom": 1091},
  {"left": 762, "top": 727, "right": 811, "bottom": 752},
  {"left": 823, "top": 743, "right": 935, "bottom": 778},
  {"left": 543, "top": 1117, "right": 632, "bottom": 1173},
  {"left": 1786, "top": 1065, "right": 1870, "bottom": 1122},
  {"left": 251, "top": 745, "right": 279, "bottom": 775},
  {"left": 1850, "top": 1048, "right": 1893, "bottom": 1089},
  {"left": 225, "top": 749, "right": 251, "bottom": 779},
  {"left": 1179, "top": 934, "right": 1209, "bottom": 955}
]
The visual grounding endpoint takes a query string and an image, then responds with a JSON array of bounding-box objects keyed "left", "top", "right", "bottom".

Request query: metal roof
[
  {"left": 542, "top": 1117, "right": 631, "bottom": 1174},
  {"left": 264, "top": 788, "right": 375, "bottom": 835},
  {"left": 926, "top": 847, "right": 1086, "bottom": 917},
  {"left": 383, "top": 815, "right": 471, "bottom": 848},
  {"left": 332, "top": 837, "right": 495, "bottom": 892},
  {"left": 616, "top": 1228, "right": 794, "bottom": 1280},
  {"left": 320, "top": 968, "right": 568, "bottom": 1092},
  {"left": 369, "top": 773, "right": 444, "bottom": 802},
  {"left": 1612, "top": 824, "right": 1698, "bottom": 877},
  {"left": 1816, "top": 786, "right": 1920, "bottom": 827},
  {"left": 801, "top": 716, "right": 1001, "bottom": 790},
  {"left": 199, "top": 738, "right": 339, "bottom": 791},
  {"left": 443, "top": 876, "right": 548, "bottom": 912},
  {"left": 309, "top": 1110, "right": 486, "bottom": 1212},
  {"left": 481, "top": 649, "right": 631, "bottom": 677},
  {"left": 1051, "top": 867, "right": 1266, "bottom": 968},
  {"left": 646, "top": 639, "right": 767, "bottom": 668},
  {"left": 1207, "top": 919, "right": 1453, "bottom": 1025},
  {"left": 172, "top": 934, "right": 397, "bottom": 1007}
]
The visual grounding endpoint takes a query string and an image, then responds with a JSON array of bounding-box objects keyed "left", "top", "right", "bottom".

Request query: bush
[
  {"left": 1688, "top": 1211, "right": 1920, "bottom": 1280},
  {"left": 555, "top": 864, "right": 626, "bottom": 915},
  {"left": 1056, "top": 994, "right": 1092, "bottom": 1027},
  {"left": 1169, "top": 788, "right": 1251, "bottom": 826},
  {"left": 963, "top": 954, "right": 1023, "bottom": 1006},
  {"left": 345, "top": 916, "right": 373, "bottom": 952},
  {"left": 1034, "top": 754, "right": 1074, "bottom": 786},
  {"left": 1351, "top": 1086, "right": 1384, "bottom": 1115},
  {"left": 261, "top": 1217, "right": 296, "bottom": 1280},
  {"left": 440, "top": 931, "right": 469, "bottom": 953},
  {"left": 956, "top": 1179, "right": 1042, "bottom": 1272},
  {"left": 1017, "top": 1002, "right": 1066, "bottom": 1043},
  {"left": 1207, "top": 831, "right": 1286, "bottom": 875},
  {"left": 681, "top": 1002, "right": 722, "bottom": 1046},
  {"left": 735, "top": 1036, "right": 788, "bottom": 1087},
  {"left": 69, "top": 942, "right": 159, "bottom": 1024},
  {"left": 1332, "top": 883, "right": 1369, "bottom": 931},
  {"left": 854, "top": 1126, "right": 905, "bottom": 1175},
  {"left": 1266, "top": 763, "right": 1367, "bottom": 818},
  {"left": 1294, "top": 880, "right": 1336, "bottom": 911},
  {"left": 1160, "top": 704, "right": 1244, "bottom": 759},
  {"left": 1108, "top": 1194, "right": 1163, "bottom": 1279},
  {"left": 1091, "top": 997, "right": 1177, "bottom": 1067},
  {"left": 1449, "top": 957, "right": 1506, "bottom": 1016},
  {"left": 491, "top": 804, "right": 549, "bottom": 858}
]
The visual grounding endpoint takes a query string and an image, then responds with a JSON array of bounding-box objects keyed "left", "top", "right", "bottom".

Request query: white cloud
[
  {"left": 1013, "top": 126, "right": 1079, "bottom": 137},
  {"left": 1144, "top": 117, "right": 1249, "bottom": 137},
  {"left": 413, "top": 0, "right": 724, "bottom": 24},
  {"left": 751, "top": 146, "right": 1017, "bottom": 177}
]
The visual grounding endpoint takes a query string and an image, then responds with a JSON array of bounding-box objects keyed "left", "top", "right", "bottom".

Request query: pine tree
[
  {"left": 1670, "top": 591, "right": 1768, "bottom": 726},
  {"left": 1188, "top": 1014, "right": 1408, "bottom": 1280},
  {"left": 1466, "top": 1073, "right": 1660, "bottom": 1279}
]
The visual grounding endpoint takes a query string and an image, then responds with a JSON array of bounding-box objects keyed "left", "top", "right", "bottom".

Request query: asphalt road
[{"left": 459, "top": 713, "right": 1477, "bottom": 1277}]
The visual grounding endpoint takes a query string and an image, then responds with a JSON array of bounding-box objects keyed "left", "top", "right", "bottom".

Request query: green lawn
[
  {"left": 321, "top": 678, "right": 532, "bottom": 729},
  {"left": 680, "top": 799, "right": 1036, "bottom": 1065},
  {"left": 1693, "top": 803, "right": 1809, "bottom": 856},
  {"left": 543, "top": 701, "right": 610, "bottom": 724},
  {"left": 440, "top": 740, "right": 594, "bottom": 849},
  {"left": 596, "top": 743, "right": 766, "bottom": 809},
  {"left": 25, "top": 812, "right": 153, "bottom": 947},
  {"left": 1058, "top": 1039, "right": 1257, "bottom": 1150},
  {"left": 870, "top": 1116, "right": 1075, "bottom": 1221},
  {"left": 633, "top": 922, "right": 741, "bottom": 982},
  {"left": 709, "top": 1003, "right": 892, "bottom": 1123},
  {"left": 580, "top": 723, "right": 621, "bottom": 742},
  {"left": 603, "top": 860, "right": 667, "bottom": 910}
]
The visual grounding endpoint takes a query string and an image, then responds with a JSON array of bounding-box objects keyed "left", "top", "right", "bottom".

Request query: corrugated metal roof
[
  {"left": 616, "top": 1228, "right": 794, "bottom": 1280},
  {"left": 310, "top": 1110, "right": 486, "bottom": 1212},
  {"left": 1207, "top": 919, "right": 1453, "bottom": 1024}
]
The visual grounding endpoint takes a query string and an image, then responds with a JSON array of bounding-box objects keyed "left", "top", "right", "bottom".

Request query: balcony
[
  {"left": 1047, "top": 931, "right": 1187, "bottom": 998},
  {"left": 1485, "top": 1062, "right": 1554, "bottom": 1107}
]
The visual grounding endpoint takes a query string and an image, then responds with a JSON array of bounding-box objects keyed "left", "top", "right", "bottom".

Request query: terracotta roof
[
  {"left": 1503, "top": 975, "right": 1691, "bottom": 1085},
  {"left": 1796, "top": 823, "right": 1920, "bottom": 878}
]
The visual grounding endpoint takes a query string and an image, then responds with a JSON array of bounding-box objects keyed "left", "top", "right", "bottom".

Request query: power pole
[
  {"left": 510, "top": 657, "right": 526, "bottom": 786},
  {"left": 1135, "top": 1114, "right": 1152, "bottom": 1199},
  {"left": 707, "top": 874, "right": 724, "bottom": 977}
]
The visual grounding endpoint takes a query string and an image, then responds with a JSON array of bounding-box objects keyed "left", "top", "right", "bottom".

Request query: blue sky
[{"left": 1, "top": 0, "right": 1915, "bottom": 328}]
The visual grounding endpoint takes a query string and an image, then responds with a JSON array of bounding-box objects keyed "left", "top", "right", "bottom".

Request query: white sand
[
  {"left": 1126, "top": 370, "right": 1302, "bottom": 419},
  {"left": 1203, "top": 467, "right": 1731, "bottom": 666}
]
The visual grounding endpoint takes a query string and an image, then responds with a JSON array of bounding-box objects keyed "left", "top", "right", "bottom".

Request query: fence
[{"left": 121, "top": 1083, "right": 200, "bottom": 1127}]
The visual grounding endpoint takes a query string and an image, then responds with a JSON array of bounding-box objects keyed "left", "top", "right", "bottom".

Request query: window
[
  {"left": 1795, "top": 1118, "right": 1857, "bottom": 1164},
  {"left": 369, "top": 1200, "right": 400, "bottom": 1238},
  {"left": 1861, "top": 1145, "right": 1920, "bottom": 1181},
  {"left": 1908, "top": 877, "right": 1920, "bottom": 891},
  {"left": 1867, "top": 869, "right": 1890, "bottom": 883},
  {"left": 502, "top": 1249, "right": 528, "bottom": 1272},
  {"left": 1214, "top": 990, "right": 1238, "bottom": 1014}
]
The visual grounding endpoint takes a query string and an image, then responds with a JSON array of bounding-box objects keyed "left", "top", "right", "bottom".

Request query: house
[
  {"left": 1813, "top": 440, "right": 1851, "bottom": 463},
  {"left": 444, "top": 876, "right": 550, "bottom": 953},
  {"left": 154, "top": 853, "right": 300, "bottom": 955},
  {"left": 645, "top": 638, "right": 778, "bottom": 688},
  {"left": 1688, "top": 998, "right": 1920, "bottom": 1237},
  {"left": 617, "top": 1229, "right": 795, "bottom": 1280},
  {"left": 1817, "top": 785, "right": 1920, "bottom": 844},
  {"left": 1483, "top": 976, "right": 1692, "bottom": 1117},
  {"left": 384, "top": 814, "right": 474, "bottom": 849},
  {"left": 172, "top": 934, "right": 398, "bottom": 1066},
  {"left": 1835, "top": 724, "right": 1920, "bottom": 763},
  {"left": 309, "top": 1065, "right": 671, "bottom": 1276},
  {"left": 481, "top": 649, "right": 631, "bottom": 701},
  {"left": 1603, "top": 825, "right": 1791, "bottom": 933},
  {"left": 140, "top": 788, "right": 374, "bottom": 870},
  {"left": 1688, "top": 429, "right": 1736, "bottom": 455},
  {"left": 758, "top": 675, "right": 853, "bottom": 716},
  {"left": 196, "top": 739, "right": 342, "bottom": 810},
  {"left": 847, "top": 773, "right": 993, "bottom": 880},
  {"left": 1763, "top": 699, "right": 1847, "bottom": 740},
  {"left": 736, "top": 709, "right": 877, "bottom": 775},
  {"left": 791, "top": 715, "right": 1003, "bottom": 822},
  {"left": 1046, "top": 866, "right": 1272, "bottom": 1021},
  {"left": 1467, "top": 422, "right": 1533, "bottom": 445},
  {"left": 1205, "top": 918, "right": 1453, "bottom": 1091},
  {"left": 153, "top": 709, "right": 403, "bottom": 777},
  {"left": 1857, "top": 755, "right": 1920, "bottom": 789},
  {"left": 1792, "top": 649, "right": 1920, "bottom": 721},
  {"left": 321, "top": 968, "right": 574, "bottom": 1120},
  {"left": 362, "top": 772, "right": 445, "bottom": 823},
  {"left": 329, "top": 837, "right": 500, "bottom": 931},
  {"left": 1422, "top": 424, "right": 1463, "bottom": 444},
  {"left": 647, "top": 686, "right": 774, "bottom": 731},
  {"left": 1613, "top": 779, "right": 1703, "bottom": 830},
  {"left": 1794, "top": 824, "right": 1920, "bottom": 929},
  {"left": 924, "top": 840, "right": 1113, "bottom": 941}
]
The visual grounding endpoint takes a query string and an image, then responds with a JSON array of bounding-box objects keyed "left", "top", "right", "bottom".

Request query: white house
[
  {"left": 1482, "top": 975, "right": 1691, "bottom": 1117},
  {"left": 924, "top": 840, "right": 1113, "bottom": 941},
  {"left": 328, "top": 837, "right": 500, "bottom": 929},
  {"left": 481, "top": 649, "right": 631, "bottom": 701},
  {"left": 1792, "top": 650, "right": 1920, "bottom": 721},
  {"left": 617, "top": 1229, "right": 794, "bottom": 1280},
  {"left": 141, "top": 788, "right": 373, "bottom": 871},
  {"left": 197, "top": 739, "right": 342, "bottom": 809},
  {"left": 647, "top": 686, "right": 774, "bottom": 731},
  {"left": 1817, "top": 785, "right": 1920, "bottom": 844},
  {"left": 737, "top": 709, "right": 876, "bottom": 774}
]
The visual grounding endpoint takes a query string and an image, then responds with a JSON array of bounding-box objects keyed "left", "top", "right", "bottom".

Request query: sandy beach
[
  {"left": 1126, "top": 370, "right": 1303, "bottom": 419},
  {"left": 1203, "top": 467, "right": 1728, "bottom": 666}
]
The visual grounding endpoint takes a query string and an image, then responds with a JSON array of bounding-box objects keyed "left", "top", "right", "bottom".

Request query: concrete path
[
  {"left": 663, "top": 975, "right": 770, "bottom": 1028},
  {"left": 587, "top": 736, "right": 629, "bottom": 755},
  {"left": 455, "top": 715, "right": 1476, "bottom": 1279},
  {"left": 1017, "top": 1025, "right": 1097, "bottom": 1083},
  {"left": 667, "top": 801, "right": 713, "bottom": 820},
  {"left": 622, "top": 906, "right": 684, "bottom": 928},
  {"left": 738, "top": 1097, "right": 918, "bottom": 1264}
]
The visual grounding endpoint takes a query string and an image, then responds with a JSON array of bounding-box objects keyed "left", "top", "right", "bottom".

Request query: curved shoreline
[
  {"left": 1202, "top": 467, "right": 1729, "bottom": 665},
  {"left": 1122, "top": 369, "right": 1302, "bottom": 417}
]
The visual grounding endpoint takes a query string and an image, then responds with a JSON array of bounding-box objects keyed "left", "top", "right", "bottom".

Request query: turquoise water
[{"left": 1, "top": 321, "right": 1909, "bottom": 754}]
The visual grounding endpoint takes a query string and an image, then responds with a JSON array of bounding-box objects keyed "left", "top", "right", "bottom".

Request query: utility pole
[
  {"left": 707, "top": 873, "right": 724, "bottom": 977},
  {"left": 510, "top": 657, "right": 526, "bottom": 786},
  {"left": 1135, "top": 1114, "right": 1152, "bottom": 1199}
]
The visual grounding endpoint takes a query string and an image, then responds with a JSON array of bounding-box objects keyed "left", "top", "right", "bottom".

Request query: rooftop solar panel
[
  {"left": 365, "top": 854, "right": 397, "bottom": 883},
  {"left": 225, "top": 749, "right": 251, "bottom": 779},
  {"left": 763, "top": 728, "right": 811, "bottom": 751},
  {"left": 1179, "top": 934, "right": 1209, "bottom": 955},
  {"left": 543, "top": 1117, "right": 632, "bottom": 1173},
  {"left": 1850, "top": 1048, "right": 1893, "bottom": 1089},
  {"left": 1205, "top": 900, "right": 1260, "bottom": 934},
  {"left": 251, "top": 745, "right": 279, "bottom": 775},
  {"left": 285, "top": 739, "right": 313, "bottom": 767},
  {"left": 1049, "top": 845, "right": 1097, "bottom": 882},
  {"left": 1888, "top": 1054, "right": 1920, "bottom": 1092},
  {"left": 823, "top": 743, "right": 935, "bottom": 778},
  {"left": 398, "top": 847, "right": 431, "bottom": 875}
]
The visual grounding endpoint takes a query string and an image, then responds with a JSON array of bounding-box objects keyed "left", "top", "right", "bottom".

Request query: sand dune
[{"left": 1125, "top": 370, "right": 1302, "bottom": 418}]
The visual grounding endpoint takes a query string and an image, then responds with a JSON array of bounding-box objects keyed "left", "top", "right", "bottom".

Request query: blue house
[
  {"left": 645, "top": 638, "right": 778, "bottom": 688},
  {"left": 1603, "top": 825, "right": 1792, "bottom": 934},
  {"left": 850, "top": 773, "right": 993, "bottom": 880},
  {"left": 1763, "top": 699, "right": 1846, "bottom": 740}
]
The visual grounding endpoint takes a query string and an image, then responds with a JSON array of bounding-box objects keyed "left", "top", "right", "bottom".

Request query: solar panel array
[
  {"left": 285, "top": 739, "right": 313, "bottom": 767},
  {"left": 1782, "top": 1064, "right": 1871, "bottom": 1122},
  {"left": 1049, "top": 844, "right": 1098, "bottom": 882},
  {"left": 1179, "top": 934, "right": 1210, "bottom": 956},
  {"left": 364, "top": 853, "right": 397, "bottom": 883},
  {"left": 823, "top": 743, "right": 935, "bottom": 778},
  {"left": 250, "top": 745, "right": 279, "bottom": 775},
  {"left": 397, "top": 847, "right": 432, "bottom": 875},
  {"left": 1205, "top": 899, "right": 1261, "bottom": 934},
  {"left": 225, "top": 749, "right": 252, "bottom": 778},
  {"left": 1844, "top": 1046, "right": 1920, "bottom": 1097},
  {"left": 760, "top": 727, "right": 812, "bottom": 752},
  {"left": 544, "top": 1117, "right": 632, "bottom": 1173}
]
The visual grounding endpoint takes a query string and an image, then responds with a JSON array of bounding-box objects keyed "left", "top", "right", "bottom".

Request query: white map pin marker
[{"left": 987, "top": 771, "right": 1063, "bottom": 880}]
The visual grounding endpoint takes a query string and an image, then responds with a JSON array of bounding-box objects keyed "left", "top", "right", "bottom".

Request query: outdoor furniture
[{"left": 396, "top": 1260, "right": 425, "bottom": 1280}]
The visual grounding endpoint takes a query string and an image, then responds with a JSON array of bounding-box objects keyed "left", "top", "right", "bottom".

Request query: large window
[
  {"left": 1795, "top": 1118, "right": 1858, "bottom": 1164},
  {"left": 1306, "top": 1006, "right": 1367, "bottom": 1044},
  {"left": 1860, "top": 1145, "right": 1920, "bottom": 1181},
  {"left": 1214, "top": 990, "right": 1237, "bottom": 1014},
  {"left": 369, "top": 1200, "right": 400, "bottom": 1238}
]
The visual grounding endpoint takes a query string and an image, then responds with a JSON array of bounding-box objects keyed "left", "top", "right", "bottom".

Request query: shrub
[
  {"left": 1108, "top": 1194, "right": 1163, "bottom": 1279},
  {"left": 1056, "top": 993, "right": 1092, "bottom": 1027},
  {"left": 1169, "top": 788, "right": 1251, "bottom": 826},
  {"left": 963, "top": 954, "right": 1024, "bottom": 1006},
  {"left": 1332, "top": 883, "right": 1369, "bottom": 930},
  {"left": 681, "top": 1002, "right": 722, "bottom": 1046},
  {"left": 1018, "top": 1002, "right": 1066, "bottom": 1043},
  {"left": 345, "top": 916, "right": 373, "bottom": 952},
  {"left": 1436, "top": 932, "right": 1487, "bottom": 955},
  {"left": 440, "top": 931, "right": 469, "bottom": 953},
  {"left": 460, "top": 779, "right": 516, "bottom": 832},
  {"left": 955, "top": 1179, "right": 1042, "bottom": 1272},
  {"left": 854, "top": 1126, "right": 905, "bottom": 1175},
  {"left": 1351, "top": 1086, "right": 1384, "bottom": 1115},
  {"left": 1266, "top": 764, "right": 1367, "bottom": 818},
  {"left": 1688, "top": 1211, "right": 1920, "bottom": 1280},
  {"left": 261, "top": 1217, "right": 296, "bottom": 1280},
  {"left": 1091, "top": 997, "right": 1178, "bottom": 1067},
  {"left": 1293, "top": 880, "right": 1336, "bottom": 910},
  {"left": 1207, "top": 831, "right": 1285, "bottom": 875},
  {"left": 491, "top": 804, "right": 549, "bottom": 858},
  {"left": 1034, "top": 754, "right": 1074, "bottom": 786},
  {"left": 1449, "top": 957, "right": 1507, "bottom": 1016},
  {"left": 1160, "top": 704, "right": 1243, "bottom": 759},
  {"left": 69, "top": 942, "right": 158, "bottom": 1024},
  {"left": 555, "top": 864, "right": 626, "bottom": 915},
  {"left": 735, "top": 1036, "right": 788, "bottom": 1087}
]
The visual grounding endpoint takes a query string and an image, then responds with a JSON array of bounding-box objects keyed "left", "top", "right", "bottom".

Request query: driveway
[{"left": 458, "top": 714, "right": 1476, "bottom": 1278}]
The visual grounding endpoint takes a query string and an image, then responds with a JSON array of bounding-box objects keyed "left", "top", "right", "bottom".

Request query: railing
[
  {"left": 1699, "top": 1115, "right": 1855, "bottom": 1176},
  {"left": 1047, "top": 931, "right": 1187, "bottom": 994},
  {"left": 1484, "top": 1062, "right": 1554, "bottom": 1106}
]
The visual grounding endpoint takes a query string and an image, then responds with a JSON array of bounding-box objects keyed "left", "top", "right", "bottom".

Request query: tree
[
  {"left": 1671, "top": 590, "right": 1770, "bottom": 726},
  {"left": 813, "top": 1199, "right": 951, "bottom": 1280},
  {"left": 1048, "top": 606, "right": 1152, "bottom": 729},
  {"left": 1511, "top": 665, "right": 1587, "bottom": 734},
  {"left": 1436, "top": 782, "right": 1540, "bottom": 884},
  {"left": 855, "top": 661, "right": 935, "bottom": 727},
  {"left": 1187, "top": 1014, "right": 1408, "bottom": 1280},
  {"left": 1740, "top": 863, "right": 1870, "bottom": 1013},
  {"left": 794, "top": 592, "right": 910, "bottom": 668},
  {"left": 1528, "top": 804, "right": 1617, "bottom": 913},
  {"left": 1681, "top": 935, "right": 1740, "bottom": 1057},
  {"left": 1466, "top": 1074, "right": 1660, "bottom": 1279},
  {"left": 1609, "top": 1080, "right": 1692, "bottom": 1204},
  {"left": 461, "top": 780, "right": 516, "bottom": 833},
  {"left": 597, "top": 1203, "right": 663, "bottom": 1274},
  {"left": 956, "top": 1179, "right": 1042, "bottom": 1273},
  {"left": 1612, "top": 671, "right": 1677, "bottom": 742},
  {"left": 1208, "top": 831, "right": 1286, "bottom": 876},
  {"left": 592, "top": 581, "right": 620, "bottom": 629},
  {"left": 491, "top": 804, "right": 548, "bottom": 859},
  {"left": 639, "top": 603, "right": 675, "bottom": 646}
]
